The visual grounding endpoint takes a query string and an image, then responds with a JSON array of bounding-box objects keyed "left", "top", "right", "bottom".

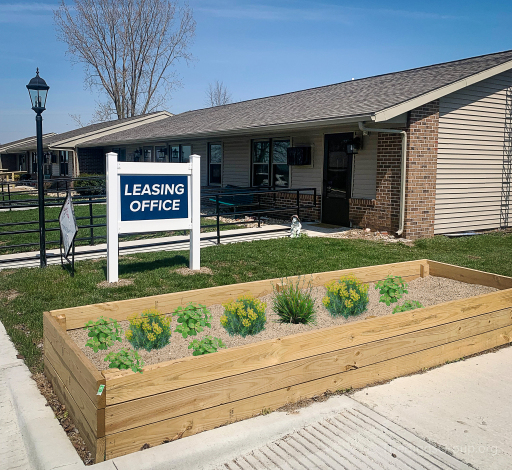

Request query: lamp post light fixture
[{"left": 26, "top": 68, "right": 50, "bottom": 268}]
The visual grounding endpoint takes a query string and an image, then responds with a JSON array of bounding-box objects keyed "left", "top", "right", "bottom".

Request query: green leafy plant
[
  {"left": 272, "top": 277, "right": 316, "bottom": 324},
  {"left": 392, "top": 300, "right": 424, "bottom": 314},
  {"left": 188, "top": 336, "right": 226, "bottom": 356},
  {"left": 322, "top": 275, "right": 369, "bottom": 318},
  {"left": 84, "top": 317, "right": 122, "bottom": 353},
  {"left": 221, "top": 295, "right": 267, "bottom": 337},
  {"left": 73, "top": 174, "right": 105, "bottom": 196},
  {"left": 104, "top": 349, "right": 143, "bottom": 373},
  {"left": 375, "top": 276, "right": 408, "bottom": 306},
  {"left": 174, "top": 303, "right": 211, "bottom": 339},
  {"left": 126, "top": 308, "right": 171, "bottom": 351}
]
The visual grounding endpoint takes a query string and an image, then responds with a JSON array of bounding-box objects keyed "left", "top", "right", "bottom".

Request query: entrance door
[{"left": 322, "top": 133, "right": 353, "bottom": 226}]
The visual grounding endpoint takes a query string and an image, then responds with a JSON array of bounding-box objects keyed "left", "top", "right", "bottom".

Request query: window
[
  {"left": 143, "top": 146, "right": 153, "bottom": 162},
  {"left": 170, "top": 144, "right": 192, "bottom": 163},
  {"left": 59, "top": 150, "right": 69, "bottom": 176},
  {"left": 155, "top": 146, "right": 168, "bottom": 162},
  {"left": 112, "top": 148, "right": 126, "bottom": 162},
  {"left": 208, "top": 143, "right": 222, "bottom": 185},
  {"left": 252, "top": 139, "right": 290, "bottom": 187}
]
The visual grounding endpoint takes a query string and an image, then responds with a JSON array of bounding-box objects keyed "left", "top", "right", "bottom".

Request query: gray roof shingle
[{"left": 83, "top": 49, "right": 512, "bottom": 146}]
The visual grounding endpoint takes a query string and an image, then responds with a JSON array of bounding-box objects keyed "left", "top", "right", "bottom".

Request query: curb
[{"left": 0, "top": 321, "right": 85, "bottom": 470}]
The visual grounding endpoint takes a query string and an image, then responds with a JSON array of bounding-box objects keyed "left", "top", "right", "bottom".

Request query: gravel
[{"left": 69, "top": 276, "right": 497, "bottom": 371}]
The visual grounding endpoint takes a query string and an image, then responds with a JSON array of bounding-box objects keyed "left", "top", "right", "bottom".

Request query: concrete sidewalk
[
  {"left": 0, "top": 321, "right": 83, "bottom": 470},
  {"left": 0, "top": 224, "right": 290, "bottom": 270},
  {"left": 352, "top": 346, "right": 512, "bottom": 470},
  {"left": 0, "top": 222, "right": 359, "bottom": 270}
]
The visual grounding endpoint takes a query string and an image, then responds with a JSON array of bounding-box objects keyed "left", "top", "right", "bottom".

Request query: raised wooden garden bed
[{"left": 43, "top": 260, "right": 512, "bottom": 462}]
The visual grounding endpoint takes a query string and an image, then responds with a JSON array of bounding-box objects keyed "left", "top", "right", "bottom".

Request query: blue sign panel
[{"left": 120, "top": 175, "right": 188, "bottom": 221}]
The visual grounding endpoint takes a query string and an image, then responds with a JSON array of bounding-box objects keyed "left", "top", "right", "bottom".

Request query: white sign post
[{"left": 106, "top": 152, "right": 201, "bottom": 283}]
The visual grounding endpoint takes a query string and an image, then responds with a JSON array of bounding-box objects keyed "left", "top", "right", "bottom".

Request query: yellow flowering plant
[
  {"left": 322, "top": 275, "right": 369, "bottom": 318},
  {"left": 126, "top": 308, "right": 171, "bottom": 351},
  {"left": 221, "top": 295, "right": 266, "bottom": 337}
]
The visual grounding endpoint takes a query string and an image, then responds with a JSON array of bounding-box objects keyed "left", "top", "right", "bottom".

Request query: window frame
[
  {"left": 251, "top": 137, "right": 291, "bottom": 188},
  {"left": 208, "top": 142, "right": 223, "bottom": 186},
  {"left": 169, "top": 143, "right": 193, "bottom": 163},
  {"left": 155, "top": 145, "right": 168, "bottom": 162},
  {"left": 112, "top": 147, "right": 126, "bottom": 162}
]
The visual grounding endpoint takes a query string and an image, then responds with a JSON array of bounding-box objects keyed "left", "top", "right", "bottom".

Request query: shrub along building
[{"left": 3, "top": 50, "right": 512, "bottom": 239}]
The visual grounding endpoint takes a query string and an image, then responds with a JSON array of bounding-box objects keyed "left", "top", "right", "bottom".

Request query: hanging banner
[{"left": 106, "top": 153, "right": 201, "bottom": 283}]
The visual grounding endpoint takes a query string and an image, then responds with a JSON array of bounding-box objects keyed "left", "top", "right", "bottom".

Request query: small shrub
[
  {"left": 221, "top": 295, "right": 266, "bottom": 337},
  {"left": 188, "top": 336, "right": 226, "bottom": 356},
  {"left": 392, "top": 300, "right": 424, "bottom": 314},
  {"left": 174, "top": 303, "right": 211, "bottom": 339},
  {"left": 375, "top": 276, "right": 408, "bottom": 306},
  {"left": 322, "top": 275, "right": 369, "bottom": 319},
  {"left": 126, "top": 309, "right": 171, "bottom": 351},
  {"left": 74, "top": 174, "right": 105, "bottom": 196},
  {"left": 272, "top": 277, "right": 315, "bottom": 324},
  {"left": 84, "top": 317, "right": 122, "bottom": 353},
  {"left": 105, "top": 349, "right": 143, "bottom": 373}
]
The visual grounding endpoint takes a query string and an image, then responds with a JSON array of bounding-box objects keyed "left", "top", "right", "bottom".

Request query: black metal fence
[{"left": 0, "top": 177, "right": 317, "bottom": 264}]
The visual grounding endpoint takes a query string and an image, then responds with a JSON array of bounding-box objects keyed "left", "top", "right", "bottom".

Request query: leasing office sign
[
  {"left": 106, "top": 152, "right": 201, "bottom": 283},
  {"left": 120, "top": 175, "right": 189, "bottom": 221}
]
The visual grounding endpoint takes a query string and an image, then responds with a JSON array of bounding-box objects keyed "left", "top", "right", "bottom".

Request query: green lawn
[
  {"left": 1, "top": 232, "right": 511, "bottom": 372},
  {"left": 0, "top": 204, "right": 241, "bottom": 254}
]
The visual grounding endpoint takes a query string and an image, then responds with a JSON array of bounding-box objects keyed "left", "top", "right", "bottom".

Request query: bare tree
[
  {"left": 54, "top": 0, "right": 196, "bottom": 120},
  {"left": 206, "top": 80, "right": 232, "bottom": 107}
]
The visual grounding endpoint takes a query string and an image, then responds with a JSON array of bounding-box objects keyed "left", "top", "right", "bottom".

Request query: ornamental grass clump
[
  {"left": 272, "top": 277, "right": 316, "bottom": 325},
  {"left": 126, "top": 308, "right": 171, "bottom": 351},
  {"left": 220, "top": 295, "right": 266, "bottom": 337},
  {"left": 322, "top": 275, "right": 369, "bottom": 319}
]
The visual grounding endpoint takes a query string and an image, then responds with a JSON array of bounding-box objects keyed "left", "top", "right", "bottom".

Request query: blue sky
[{"left": 0, "top": 0, "right": 511, "bottom": 143}]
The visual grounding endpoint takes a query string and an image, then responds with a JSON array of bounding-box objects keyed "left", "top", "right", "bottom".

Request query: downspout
[{"left": 358, "top": 121, "right": 407, "bottom": 236}]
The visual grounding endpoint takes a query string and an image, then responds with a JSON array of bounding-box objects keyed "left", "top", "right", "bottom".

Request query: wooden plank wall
[
  {"left": 43, "top": 312, "right": 106, "bottom": 462},
  {"left": 44, "top": 259, "right": 512, "bottom": 461}
]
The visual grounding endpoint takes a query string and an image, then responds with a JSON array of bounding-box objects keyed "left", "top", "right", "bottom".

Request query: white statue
[{"left": 290, "top": 215, "right": 302, "bottom": 238}]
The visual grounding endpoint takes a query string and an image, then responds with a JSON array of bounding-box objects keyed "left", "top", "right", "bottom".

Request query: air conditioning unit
[{"left": 287, "top": 146, "right": 312, "bottom": 166}]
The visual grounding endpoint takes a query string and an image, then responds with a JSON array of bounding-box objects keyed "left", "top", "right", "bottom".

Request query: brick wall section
[
  {"left": 260, "top": 192, "right": 321, "bottom": 221},
  {"left": 349, "top": 100, "right": 439, "bottom": 239},
  {"left": 349, "top": 133, "right": 402, "bottom": 232},
  {"left": 404, "top": 100, "right": 439, "bottom": 239}
]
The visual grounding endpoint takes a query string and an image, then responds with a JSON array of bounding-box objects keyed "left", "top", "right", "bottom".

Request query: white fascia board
[
  {"left": 374, "top": 59, "right": 512, "bottom": 122},
  {"left": 78, "top": 114, "right": 373, "bottom": 148},
  {"left": 0, "top": 133, "right": 57, "bottom": 153},
  {"left": 48, "top": 111, "right": 173, "bottom": 149}
]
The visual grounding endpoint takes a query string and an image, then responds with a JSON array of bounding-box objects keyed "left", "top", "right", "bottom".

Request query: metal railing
[{"left": 0, "top": 178, "right": 317, "bottom": 262}]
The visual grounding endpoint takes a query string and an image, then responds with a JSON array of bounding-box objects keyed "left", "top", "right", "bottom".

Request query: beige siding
[
  {"left": 222, "top": 138, "right": 251, "bottom": 187},
  {"left": 352, "top": 133, "right": 377, "bottom": 199},
  {"left": 290, "top": 132, "right": 323, "bottom": 191},
  {"left": 435, "top": 69, "right": 512, "bottom": 234}
]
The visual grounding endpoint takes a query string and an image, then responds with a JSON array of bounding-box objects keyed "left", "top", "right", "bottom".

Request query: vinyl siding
[
  {"left": 435, "top": 69, "right": 512, "bottom": 234},
  {"left": 352, "top": 133, "right": 377, "bottom": 199},
  {"left": 222, "top": 138, "right": 251, "bottom": 187},
  {"left": 289, "top": 132, "right": 323, "bottom": 191}
]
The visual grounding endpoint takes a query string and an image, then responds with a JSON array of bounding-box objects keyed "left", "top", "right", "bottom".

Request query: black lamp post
[{"left": 26, "top": 68, "right": 49, "bottom": 268}]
